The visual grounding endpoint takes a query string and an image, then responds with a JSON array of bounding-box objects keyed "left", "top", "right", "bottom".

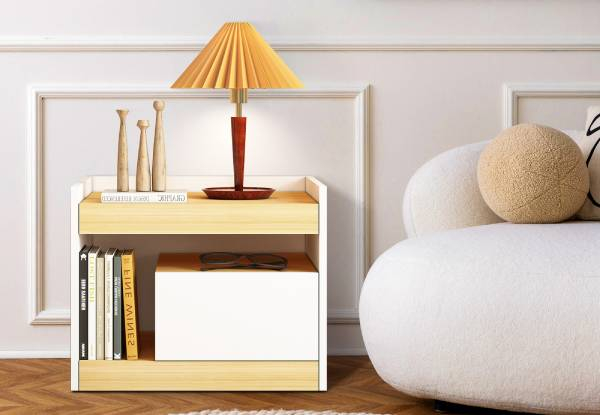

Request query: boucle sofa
[{"left": 359, "top": 141, "right": 600, "bottom": 414}]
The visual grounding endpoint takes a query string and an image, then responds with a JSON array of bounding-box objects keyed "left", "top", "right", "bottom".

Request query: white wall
[{"left": 2, "top": 0, "right": 600, "bottom": 356}]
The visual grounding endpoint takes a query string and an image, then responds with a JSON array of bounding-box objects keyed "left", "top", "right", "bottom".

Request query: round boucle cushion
[{"left": 477, "top": 124, "right": 589, "bottom": 223}]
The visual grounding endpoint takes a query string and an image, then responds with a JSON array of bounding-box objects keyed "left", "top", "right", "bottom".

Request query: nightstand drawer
[{"left": 155, "top": 253, "right": 319, "bottom": 361}]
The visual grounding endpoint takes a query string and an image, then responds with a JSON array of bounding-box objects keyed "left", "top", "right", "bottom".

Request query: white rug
[{"left": 173, "top": 411, "right": 387, "bottom": 415}]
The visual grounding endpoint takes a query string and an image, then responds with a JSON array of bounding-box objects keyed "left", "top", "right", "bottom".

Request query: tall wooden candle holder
[
  {"left": 116, "top": 109, "right": 129, "bottom": 192},
  {"left": 152, "top": 100, "right": 166, "bottom": 192}
]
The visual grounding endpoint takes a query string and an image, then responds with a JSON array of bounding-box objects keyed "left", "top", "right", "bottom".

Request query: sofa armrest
[{"left": 403, "top": 141, "right": 503, "bottom": 238}]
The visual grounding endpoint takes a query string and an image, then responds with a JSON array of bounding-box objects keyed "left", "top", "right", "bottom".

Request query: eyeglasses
[{"left": 199, "top": 252, "right": 288, "bottom": 271}]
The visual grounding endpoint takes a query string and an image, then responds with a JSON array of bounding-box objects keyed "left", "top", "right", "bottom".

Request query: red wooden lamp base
[
  {"left": 203, "top": 116, "right": 274, "bottom": 200},
  {"left": 203, "top": 186, "right": 275, "bottom": 200}
]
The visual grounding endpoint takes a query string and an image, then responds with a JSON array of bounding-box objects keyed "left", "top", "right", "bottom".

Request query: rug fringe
[{"left": 172, "top": 410, "right": 389, "bottom": 415}]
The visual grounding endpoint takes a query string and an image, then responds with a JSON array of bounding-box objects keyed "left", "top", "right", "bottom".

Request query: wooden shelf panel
[
  {"left": 79, "top": 191, "right": 318, "bottom": 235},
  {"left": 79, "top": 360, "right": 319, "bottom": 391},
  {"left": 78, "top": 333, "right": 318, "bottom": 391},
  {"left": 156, "top": 252, "right": 317, "bottom": 273}
]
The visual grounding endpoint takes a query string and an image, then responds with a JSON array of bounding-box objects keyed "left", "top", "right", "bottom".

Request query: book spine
[
  {"left": 105, "top": 253, "right": 114, "bottom": 360},
  {"left": 96, "top": 255, "right": 105, "bottom": 360},
  {"left": 113, "top": 253, "right": 123, "bottom": 360},
  {"left": 88, "top": 250, "right": 97, "bottom": 360},
  {"left": 101, "top": 192, "right": 187, "bottom": 203},
  {"left": 122, "top": 251, "right": 139, "bottom": 360},
  {"left": 78, "top": 246, "right": 89, "bottom": 360}
]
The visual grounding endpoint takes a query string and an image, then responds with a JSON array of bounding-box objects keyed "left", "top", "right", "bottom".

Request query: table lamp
[{"left": 172, "top": 22, "right": 303, "bottom": 200}]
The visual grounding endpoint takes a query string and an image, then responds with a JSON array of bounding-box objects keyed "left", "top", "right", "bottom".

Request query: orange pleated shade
[{"left": 171, "top": 22, "right": 303, "bottom": 89}]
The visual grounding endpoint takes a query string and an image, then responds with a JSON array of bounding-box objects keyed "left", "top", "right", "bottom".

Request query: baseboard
[
  {"left": 0, "top": 349, "right": 367, "bottom": 358},
  {"left": 0, "top": 350, "right": 70, "bottom": 358},
  {"left": 328, "top": 348, "right": 367, "bottom": 356}
]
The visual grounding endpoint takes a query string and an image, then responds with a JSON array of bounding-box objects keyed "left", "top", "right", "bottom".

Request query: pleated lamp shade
[{"left": 171, "top": 22, "right": 303, "bottom": 89}]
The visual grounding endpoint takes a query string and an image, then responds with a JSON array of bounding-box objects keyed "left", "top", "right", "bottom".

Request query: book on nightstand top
[{"left": 100, "top": 191, "right": 187, "bottom": 203}]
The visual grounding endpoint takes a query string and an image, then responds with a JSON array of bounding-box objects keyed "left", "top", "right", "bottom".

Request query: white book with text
[
  {"left": 104, "top": 248, "right": 116, "bottom": 360},
  {"left": 96, "top": 252, "right": 105, "bottom": 360},
  {"left": 87, "top": 246, "right": 100, "bottom": 360}
]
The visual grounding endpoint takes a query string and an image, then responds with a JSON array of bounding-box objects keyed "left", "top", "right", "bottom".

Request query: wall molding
[
  {"left": 5, "top": 36, "right": 600, "bottom": 52},
  {"left": 503, "top": 82, "right": 600, "bottom": 128},
  {"left": 28, "top": 84, "right": 370, "bottom": 325}
]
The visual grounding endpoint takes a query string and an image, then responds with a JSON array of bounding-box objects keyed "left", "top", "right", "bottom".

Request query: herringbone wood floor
[{"left": 0, "top": 357, "right": 441, "bottom": 415}]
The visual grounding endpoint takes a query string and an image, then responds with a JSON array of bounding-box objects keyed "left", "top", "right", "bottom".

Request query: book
[
  {"left": 121, "top": 249, "right": 139, "bottom": 360},
  {"left": 100, "top": 191, "right": 187, "bottom": 204},
  {"left": 113, "top": 250, "right": 124, "bottom": 360},
  {"left": 78, "top": 245, "right": 91, "bottom": 360},
  {"left": 87, "top": 246, "right": 100, "bottom": 360},
  {"left": 96, "top": 251, "right": 105, "bottom": 360},
  {"left": 104, "top": 248, "right": 116, "bottom": 361}
]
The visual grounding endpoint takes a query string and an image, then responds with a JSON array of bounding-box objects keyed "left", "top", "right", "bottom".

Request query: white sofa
[{"left": 359, "top": 141, "right": 600, "bottom": 414}]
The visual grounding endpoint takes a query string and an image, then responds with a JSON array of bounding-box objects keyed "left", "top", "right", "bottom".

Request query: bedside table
[{"left": 70, "top": 176, "right": 326, "bottom": 392}]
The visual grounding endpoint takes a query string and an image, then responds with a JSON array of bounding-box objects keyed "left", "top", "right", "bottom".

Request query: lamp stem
[
  {"left": 230, "top": 88, "right": 248, "bottom": 192},
  {"left": 230, "top": 88, "right": 248, "bottom": 117}
]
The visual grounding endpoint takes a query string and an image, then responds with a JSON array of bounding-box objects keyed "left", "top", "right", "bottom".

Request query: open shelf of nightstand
[
  {"left": 79, "top": 333, "right": 318, "bottom": 391},
  {"left": 70, "top": 176, "right": 327, "bottom": 392}
]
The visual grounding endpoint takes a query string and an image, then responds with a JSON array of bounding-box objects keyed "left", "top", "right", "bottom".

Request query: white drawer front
[{"left": 155, "top": 272, "right": 319, "bottom": 360}]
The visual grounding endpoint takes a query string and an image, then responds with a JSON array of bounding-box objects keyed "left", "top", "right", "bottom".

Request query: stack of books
[{"left": 78, "top": 246, "right": 139, "bottom": 360}]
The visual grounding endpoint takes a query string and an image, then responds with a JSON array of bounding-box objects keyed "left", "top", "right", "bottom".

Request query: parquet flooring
[{"left": 0, "top": 357, "right": 522, "bottom": 415}]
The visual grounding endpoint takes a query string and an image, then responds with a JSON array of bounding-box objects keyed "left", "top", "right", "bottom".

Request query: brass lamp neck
[{"left": 230, "top": 88, "right": 248, "bottom": 117}]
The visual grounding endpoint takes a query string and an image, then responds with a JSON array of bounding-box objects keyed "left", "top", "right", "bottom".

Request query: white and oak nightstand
[{"left": 70, "top": 176, "right": 326, "bottom": 392}]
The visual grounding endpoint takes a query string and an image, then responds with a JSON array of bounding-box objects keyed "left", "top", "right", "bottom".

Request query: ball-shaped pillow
[{"left": 478, "top": 124, "right": 589, "bottom": 223}]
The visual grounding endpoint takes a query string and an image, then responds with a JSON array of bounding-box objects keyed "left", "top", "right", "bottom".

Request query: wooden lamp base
[
  {"left": 204, "top": 116, "right": 274, "bottom": 200},
  {"left": 203, "top": 186, "right": 275, "bottom": 200}
]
